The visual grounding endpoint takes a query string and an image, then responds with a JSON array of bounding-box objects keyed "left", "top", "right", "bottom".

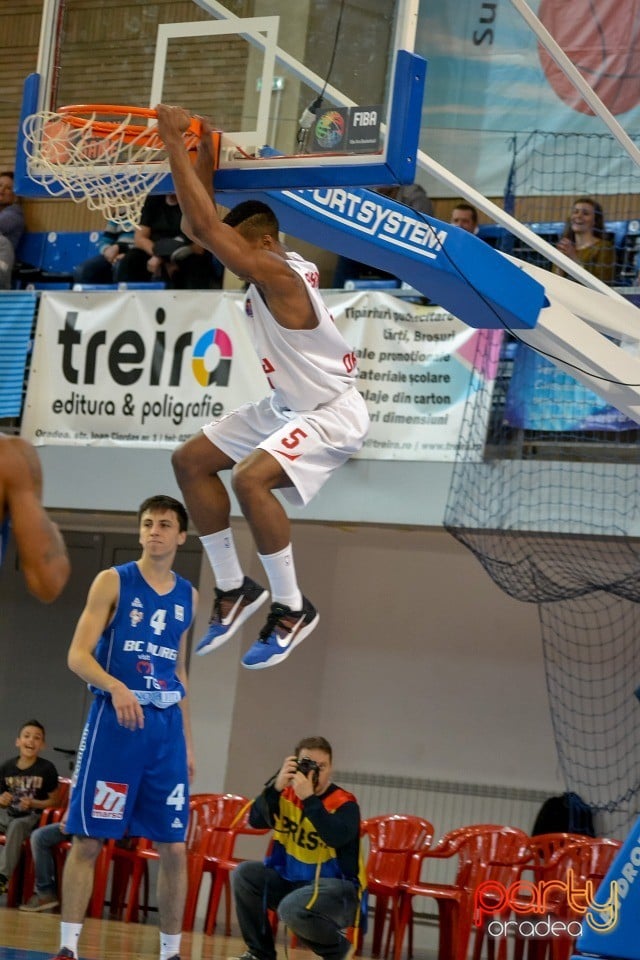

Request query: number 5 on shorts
[{"left": 282, "top": 427, "right": 308, "bottom": 449}]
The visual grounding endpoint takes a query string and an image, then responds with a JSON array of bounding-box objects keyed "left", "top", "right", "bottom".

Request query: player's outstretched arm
[
  {"left": 68, "top": 568, "right": 144, "bottom": 730},
  {"left": 2, "top": 437, "right": 70, "bottom": 602},
  {"left": 193, "top": 119, "right": 215, "bottom": 201},
  {"left": 156, "top": 105, "right": 288, "bottom": 286}
]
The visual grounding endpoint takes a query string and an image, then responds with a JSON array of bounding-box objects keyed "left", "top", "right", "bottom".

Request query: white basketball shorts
[{"left": 202, "top": 386, "right": 369, "bottom": 507}]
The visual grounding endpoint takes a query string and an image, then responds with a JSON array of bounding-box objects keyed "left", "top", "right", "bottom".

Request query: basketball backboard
[{"left": 15, "top": 0, "right": 425, "bottom": 199}]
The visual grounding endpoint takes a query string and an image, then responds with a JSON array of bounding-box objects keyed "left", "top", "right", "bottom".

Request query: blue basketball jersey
[{"left": 91, "top": 561, "right": 193, "bottom": 708}]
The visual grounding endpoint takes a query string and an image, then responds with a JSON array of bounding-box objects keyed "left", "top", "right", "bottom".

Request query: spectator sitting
[
  {"left": 450, "top": 201, "right": 478, "bottom": 234},
  {"left": 552, "top": 196, "right": 615, "bottom": 283},
  {"left": 73, "top": 220, "right": 134, "bottom": 285},
  {"left": 0, "top": 171, "right": 25, "bottom": 289},
  {"left": 0, "top": 719, "right": 59, "bottom": 896},
  {"left": 116, "top": 193, "right": 223, "bottom": 289},
  {"left": 19, "top": 811, "right": 69, "bottom": 912},
  {"left": 333, "top": 181, "right": 433, "bottom": 287}
]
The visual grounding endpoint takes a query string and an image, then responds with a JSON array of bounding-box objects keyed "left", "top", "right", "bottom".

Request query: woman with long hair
[{"left": 553, "top": 196, "right": 616, "bottom": 283}]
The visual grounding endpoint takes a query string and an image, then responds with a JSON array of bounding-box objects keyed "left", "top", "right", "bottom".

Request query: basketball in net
[{"left": 22, "top": 105, "right": 220, "bottom": 230}]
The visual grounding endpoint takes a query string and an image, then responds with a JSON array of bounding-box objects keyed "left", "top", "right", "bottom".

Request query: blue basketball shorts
[{"left": 66, "top": 696, "right": 189, "bottom": 842}]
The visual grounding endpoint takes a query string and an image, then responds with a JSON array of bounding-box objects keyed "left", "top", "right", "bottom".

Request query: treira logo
[{"left": 57, "top": 307, "right": 232, "bottom": 387}]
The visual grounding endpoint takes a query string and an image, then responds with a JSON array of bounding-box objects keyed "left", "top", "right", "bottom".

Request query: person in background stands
[
  {"left": 72, "top": 219, "right": 134, "bottom": 285},
  {"left": 450, "top": 201, "right": 478, "bottom": 234},
  {"left": 0, "top": 172, "right": 25, "bottom": 289},
  {"left": 116, "top": 193, "right": 223, "bottom": 289},
  {"left": 375, "top": 182, "right": 434, "bottom": 216},
  {"left": 553, "top": 197, "right": 616, "bottom": 284}
]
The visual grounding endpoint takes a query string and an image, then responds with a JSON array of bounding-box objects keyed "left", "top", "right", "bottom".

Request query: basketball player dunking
[{"left": 156, "top": 104, "right": 370, "bottom": 670}]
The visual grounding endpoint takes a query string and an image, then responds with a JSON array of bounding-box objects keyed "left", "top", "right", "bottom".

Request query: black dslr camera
[{"left": 297, "top": 756, "right": 320, "bottom": 786}]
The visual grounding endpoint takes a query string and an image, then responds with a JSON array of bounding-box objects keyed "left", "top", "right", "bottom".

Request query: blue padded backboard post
[
  {"left": 217, "top": 185, "right": 546, "bottom": 330},
  {"left": 574, "top": 816, "right": 640, "bottom": 960}
]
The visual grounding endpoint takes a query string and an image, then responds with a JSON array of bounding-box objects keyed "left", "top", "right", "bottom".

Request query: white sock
[
  {"left": 259, "top": 544, "right": 303, "bottom": 610},
  {"left": 200, "top": 529, "right": 243, "bottom": 591},
  {"left": 60, "top": 922, "right": 83, "bottom": 958},
  {"left": 160, "top": 931, "right": 182, "bottom": 960}
]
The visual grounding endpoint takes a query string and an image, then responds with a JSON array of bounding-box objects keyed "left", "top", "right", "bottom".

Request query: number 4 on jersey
[{"left": 150, "top": 609, "right": 167, "bottom": 636}]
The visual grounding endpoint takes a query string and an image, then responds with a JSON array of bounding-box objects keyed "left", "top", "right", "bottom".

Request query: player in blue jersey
[
  {"left": 0, "top": 434, "right": 69, "bottom": 601},
  {"left": 50, "top": 495, "right": 197, "bottom": 960}
]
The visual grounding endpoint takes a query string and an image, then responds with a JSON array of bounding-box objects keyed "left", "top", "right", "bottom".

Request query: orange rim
[{"left": 56, "top": 104, "right": 203, "bottom": 147}]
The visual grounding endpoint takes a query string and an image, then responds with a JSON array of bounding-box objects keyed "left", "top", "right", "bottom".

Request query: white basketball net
[{"left": 22, "top": 110, "right": 176, "bottom": 230}]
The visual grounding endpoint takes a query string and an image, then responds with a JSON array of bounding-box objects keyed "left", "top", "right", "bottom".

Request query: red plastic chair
[
  {"left": 107, "top": 793, "right": 221, "bottom": 924},
  {"left": 471, "top": 833, "right": 595, "bottom": 960},
  {"left": 525, "top": 836, "right": 622, "bottom": 960},
  {"left": 496, "top": 833, "right": 597, "bottom": 960},
  {"left": 361, "top": 815, "right": 435, "bottom": 959},
  {"left": 202, "top": 810, "right": 272, "bottom": 935},
  {"left": 52, "top": 835, "right": 120, "bottom": 920},
  {"left": 393, "top": 825, "right": 530, "bottom": 960},
  {"left": 182, "top": 793, "right": 253, "bottom": 931}
]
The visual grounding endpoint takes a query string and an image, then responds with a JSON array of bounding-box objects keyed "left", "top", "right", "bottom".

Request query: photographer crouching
[{"left": 232, "top": 736, "right": 366, "bottom": 960}]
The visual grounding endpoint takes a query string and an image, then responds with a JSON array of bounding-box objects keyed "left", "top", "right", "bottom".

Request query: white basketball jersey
[{"left": 245, "top": 252, "right": 357, "bottom": 412}]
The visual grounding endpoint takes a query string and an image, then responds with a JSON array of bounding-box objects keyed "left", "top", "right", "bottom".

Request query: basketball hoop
[{"left": 22, "top": 105, "right": 220, "bottom": 231}]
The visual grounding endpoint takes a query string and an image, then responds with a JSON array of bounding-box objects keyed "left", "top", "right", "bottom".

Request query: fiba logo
[
  {"left": 314, "top": 110, "right": 346, "bottom": 150},
  {"left": 191, "top": 327, "right": 233, "bottom": 387}
]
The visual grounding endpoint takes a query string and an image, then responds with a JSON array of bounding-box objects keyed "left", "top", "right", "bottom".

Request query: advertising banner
[
  {"left": 505, "top": 344, "right": 638, "bottom": 432},
  {"left": 329, "top": 291, "right": 502, "bottom": 461},
  {"left": 22, "top": 290, "right": 266, "bottom": 447},
  {"left": 23, "top": 290, "right": 500, "bottom": 461}
]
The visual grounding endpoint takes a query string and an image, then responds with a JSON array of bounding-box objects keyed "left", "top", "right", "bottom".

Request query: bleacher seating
[
  {"left": 614, "top": 218, "right": 640, "bottom": 285},
  {"left": 11, "top": 230, "right": 174, "bottom": 290},
  {"left": 9, "top": 222, "right": 639, "bottom": 292},
  {"left": 477, "top": 218, "right": 640, "bottom": 284},
  {"left": 13, "top": 230, "right": 102, "bottom": 289}
]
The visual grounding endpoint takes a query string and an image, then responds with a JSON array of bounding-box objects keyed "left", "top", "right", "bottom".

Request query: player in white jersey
[
  {"left": 0, "top": 434, "right": 69, "bottom": 602},
  {"left": 157, "top": 105, "right": 370, "bottom": 670}
]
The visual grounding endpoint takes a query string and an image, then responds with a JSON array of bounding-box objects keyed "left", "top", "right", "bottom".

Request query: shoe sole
[
  {"left": 195, "top": 589, "right": 269, "bottom": 656},
  {"left": 242, "top": 612, "right": 320, "bottom": 669},
  {"left": 18, "top": 902, "right": 59, "bottom": 912}
]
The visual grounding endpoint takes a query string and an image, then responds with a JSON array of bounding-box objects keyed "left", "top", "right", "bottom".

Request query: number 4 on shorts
[{"left": 167, "top": 782, "right": 186, "bottom": 811}]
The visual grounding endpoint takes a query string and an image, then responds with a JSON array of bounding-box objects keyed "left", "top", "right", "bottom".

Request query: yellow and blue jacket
[{"left": 251, "top": 781, "right": 367, "bottom": 925}]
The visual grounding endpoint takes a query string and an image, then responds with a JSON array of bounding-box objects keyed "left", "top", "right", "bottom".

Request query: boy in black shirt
[{"left": 0, "top": 719, "right": 59, "bottom": 894}]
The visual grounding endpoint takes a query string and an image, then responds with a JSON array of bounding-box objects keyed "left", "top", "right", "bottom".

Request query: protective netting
[
  {"left": 499, "top": 131, "right": 640, "bottom": 285},
  {"left": 444, "top": 332, "right": 640, "bottom": 838},
  {"left": 509, "top": 130, "right": 640, "bottom": 221}
]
